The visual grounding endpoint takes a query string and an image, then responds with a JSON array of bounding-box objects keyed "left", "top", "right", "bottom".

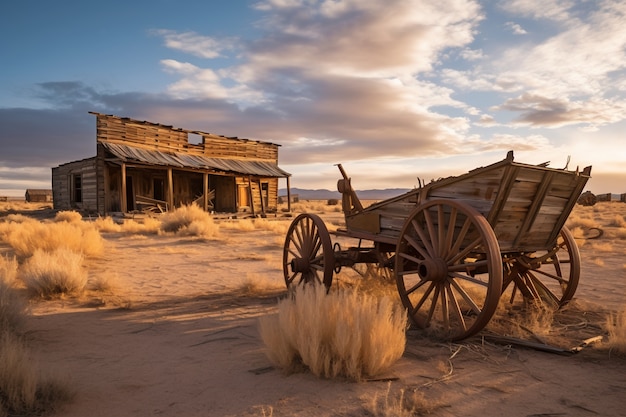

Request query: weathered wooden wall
[
  {"left": 92, "top": 112, "right": 279, "bottom": 161},
  {"left": 52, "top": 157, "right": 100, "bottom": 213}
]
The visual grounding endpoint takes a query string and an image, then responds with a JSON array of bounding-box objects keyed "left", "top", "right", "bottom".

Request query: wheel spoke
[
  {"left": 403, "top": 233, "right": 430, "bottom": 260},
  {"left": 409, "top": 281, "right": 436, "bottom": 317},
  {"left": 448, "top": 236, "right": 482, "bottom": 266},
  {"left": 446, "top": 282, "right": 467, "bottom": 331},
  {"left": 532, "top": 267, "right": 569, "bottom": 285},
  {"left": 447, "top": 216, "right": 472, "bottom": 260},
  {"left": 424, "top": 284, "right": 441, "bottom": 327},
  {"left": 424, "top": 208, "right": 439, "bottom": 256},
  {"left": 440, "top": 283, "right": 449, "bottom": 329},
  {"left": 449, "top": 271, "right": 490, "bottom": 287},
  {"left": 411, "top": 218, "right": 436, "bottom": 258},
  {"left": 437, "top": 205, "right": 446, "bottom": 256},
  {"left": 443, "top": 207, "right": 458, "bottom": 259},
  {"left": 449, "top": 279, "right": 482, "bottom": 315}
]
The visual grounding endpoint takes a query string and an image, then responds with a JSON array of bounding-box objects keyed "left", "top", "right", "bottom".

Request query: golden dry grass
[
  {"left": 605, "top": 310, "right": 626, "bottom": 356},
  {"left": 258, "top": 283, "right": 407, "bottom": 381},
  {"left": 159, "top": 204, "right": 220, "bottom": 238},
  {"left": 0, "top": 331, "right": 73, "bottom": 417},
  {"left": 366, "top": 382, "right": 444, "bottom": 417},
  {"left": 0, "top": 214, "right": 104, "bottom": 258},
  {"left": 19, "top": 249, "right": 87, "bottom": 298}
]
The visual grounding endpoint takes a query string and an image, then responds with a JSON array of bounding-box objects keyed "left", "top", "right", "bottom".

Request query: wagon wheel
[
  {"left": 395, "top": 199, "right": 503, "bottom": 341},
  {"left": 503, "top": 227, "right": 580, "bottom": 308},
  {"left": 283, "top": 213, "right": 334, "bottom": 289}
]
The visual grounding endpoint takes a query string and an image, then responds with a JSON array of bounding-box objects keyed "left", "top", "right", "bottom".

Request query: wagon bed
[
  {"left": 338, "top": 150, "right": 591, "bottom": 253},
  {"left": 283, "top": 151, "right": 592, "bottom": 340}
]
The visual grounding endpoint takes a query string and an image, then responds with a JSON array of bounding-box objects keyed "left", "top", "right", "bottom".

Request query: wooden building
[
  {"left": 25, "top": 189, "right": 53, "bottom": 203},
  {"left": 52, "top": 112, "right": 291, "bottom": 216}
]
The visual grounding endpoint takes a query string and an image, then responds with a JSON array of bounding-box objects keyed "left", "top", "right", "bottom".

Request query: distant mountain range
[{"left": 279, "top": 187, "right": 413, "bottom": 200}]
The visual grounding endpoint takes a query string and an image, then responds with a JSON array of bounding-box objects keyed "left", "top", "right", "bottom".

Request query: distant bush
[
  {"left": 258, "top": 283, "right": 407, "bottom": 381},
  {"left": 19, "top": 249, "right": 87, "bottom": 298},
  {"left": 327, "top": 198, "right": 339, "bottom": 206}
]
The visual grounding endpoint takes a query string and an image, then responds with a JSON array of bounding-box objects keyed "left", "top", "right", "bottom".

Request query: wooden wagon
[{"left": 282, "top": 151, "right": 592, "bottom": 340}]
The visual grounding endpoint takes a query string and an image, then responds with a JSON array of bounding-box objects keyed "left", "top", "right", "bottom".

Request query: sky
[{"left": 1, "top": 0, "right": 625, "bottom": 197}]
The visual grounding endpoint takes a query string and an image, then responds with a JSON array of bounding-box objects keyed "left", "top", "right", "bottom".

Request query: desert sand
[{"left": 3, "top": 202, "right": 626, "bottom": 417}]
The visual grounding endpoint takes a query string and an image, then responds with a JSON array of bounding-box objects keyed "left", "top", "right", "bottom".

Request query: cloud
[
  {"left": 152, "top": 29, "right": 236, "bottom": 59},
  {"left": 495, "top": 93, "right": 626, "bottom": 128},
  {"left": 505, "top": 21, "right": 527, "bottom": 35},
  {"left": 498, "top": 0, "right": 575, "bottom": 21}
]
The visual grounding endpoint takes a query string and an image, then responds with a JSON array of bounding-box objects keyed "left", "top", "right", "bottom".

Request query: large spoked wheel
[
  {"left": 283, "top": 213, "right": 334, "bottom": 289},
  {"left": 395, "top": 199, "right": 503, "bottom": 341},
  {"left": 503, "top": 227, "right": 580, "bottom": 308}
]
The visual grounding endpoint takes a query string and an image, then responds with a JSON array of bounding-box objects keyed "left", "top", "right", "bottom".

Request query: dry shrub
[
  {"left": 53, "top": 210, "right": 83, "bottom": 223},
  {"left": 0, "top": 331, "right": 73, "bottom": 416},
  {"left": 92, "top": 216, "right": 123, "bottom": 233},
  {"left": 605, "top": 310, "right": 626, "bottom": 355},
  {"left": 160, "top": 204, "right": 219, "bottom": 238},
  {"left": 236, "top": 273, "right": 285, "bottom": 296},
  {"left": 0, "top": 216, "right": 104, "bottom": 258},
  {"left": 608, "top": 214, "right": 626, "bottom": 228},
  {"left": 220, "top": 218, "right": 256, "bottom": 232},
  {"left": 589, "top": 242, "right": 614, "bottom": 252},
  {"left": 258, "top": 283, "right": 407, "bottom": 381},
  {"left": 120, "top": 217, "right": 161, "bottom": 234},
  {"left": 19, "top": 249, "right": 87, "bottom": 298},
  {"left": 367, "top": 382, "right": 443, "bottom": 417},
  {"left": 0, "top": 262, "right": 26, "bottom": 334}
]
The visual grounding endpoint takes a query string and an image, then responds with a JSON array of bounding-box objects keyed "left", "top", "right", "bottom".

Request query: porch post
[
  {"left": 203, "top": 172, "right": 209, "bottom": 211},
  {"left": 286, "top": 176, "right": 291, "bottom": 212},
  {"left": 121, "top": 163, "right": 127, "bottom": 213},
  {"left": 248, "top": 176, "right": 255, "bottom": 216},
  {"left": 257, "top": 179, "right": 265, "bottom": 216},
  {"left": 167, "top": 167, "right": 174, "bottom": 211}
]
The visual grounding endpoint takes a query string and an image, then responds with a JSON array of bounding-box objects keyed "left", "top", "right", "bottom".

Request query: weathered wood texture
[
  {"left": 92, "top": 112, "right": 279, "bottom": 161},
  {"left": 52, "top": 157, "right": 101, "bottom": 213},
  {"left": 344, "top": 155, "right": 591, "bottom": 253}
]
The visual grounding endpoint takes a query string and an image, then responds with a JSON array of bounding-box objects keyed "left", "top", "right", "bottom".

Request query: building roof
[{"left": 101, "top": 142, "right": 290, "bottom": 178}]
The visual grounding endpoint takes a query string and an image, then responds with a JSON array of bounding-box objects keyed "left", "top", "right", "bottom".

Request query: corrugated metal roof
[{"left": 102, "top": 142, "right": 290, "bottom": 178}]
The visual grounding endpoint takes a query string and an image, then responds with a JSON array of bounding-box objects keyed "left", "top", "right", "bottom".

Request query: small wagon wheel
[
  {"left": 503, "top": 227, "right": 580, "bottom": 308},
  {"left": 395, "top": 199, "right": 503, "bottom": 341},
  {"left": 283, "top": 213, "right": 334, "bottom": 289}
]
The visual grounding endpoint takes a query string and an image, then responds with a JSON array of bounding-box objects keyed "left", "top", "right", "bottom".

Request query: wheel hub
[
  {"left": 291, "top": 257, "right": 309, "bottom": 273},
  {"left": 418, "top": 258, "right": 448, "bottom": 282}
]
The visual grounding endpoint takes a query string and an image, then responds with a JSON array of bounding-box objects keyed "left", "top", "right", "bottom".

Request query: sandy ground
[{"left": 8, "top": 204, "right": 626, "bottom": 417}]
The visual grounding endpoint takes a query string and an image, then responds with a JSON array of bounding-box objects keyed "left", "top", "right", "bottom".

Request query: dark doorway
[
  {"left": 126, "top": 176, "right": 135, "bottom": 211},
  {"left": 153, "top": 178, "right": 165, "bottom": 201}
]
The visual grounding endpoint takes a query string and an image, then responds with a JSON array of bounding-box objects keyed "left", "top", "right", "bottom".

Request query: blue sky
[{"left": 1, "top": 0, "right": 625, "bottom": 197}]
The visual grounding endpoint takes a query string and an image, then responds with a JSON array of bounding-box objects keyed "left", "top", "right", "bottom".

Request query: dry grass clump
[
  {"left": 19, "top": 249, "right": 87, "bottom": 298},
  {"left": 53, "top": 210, "right": 83, "bottom": 223},
  {"left": 0, "top": 215, "right": 104, "bottom": 258},
  {"left": 605, "top": 309, "right": 626, "bottom": 356},
  {"left": 0, "top": 331, "right": 73, "bottom": 416},
  {"left": 258, "top": 283, "right": 407, "bottom": 381},
  {"left": 1, "top": 258, "right": 73, "bottom": 415},
  {"left": 160, "top": 204, "right": 219, "bottom": 238},
  {"left": 0, "top": 258, "right": 25, "bottom": 334},
  {"left": 92, "top": 216, "right": 123, "bottom": 233},
  {"left": 236, "top": 273, "right": 285, "bottom": 296},
  {"left": 366, "top": 382, "right": 443, "bottom": 417}
]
